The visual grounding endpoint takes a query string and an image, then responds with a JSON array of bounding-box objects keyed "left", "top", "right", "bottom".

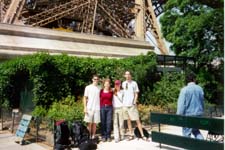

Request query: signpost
[{"left": 11, "top": 109, "right": 19, "bottom": 133}]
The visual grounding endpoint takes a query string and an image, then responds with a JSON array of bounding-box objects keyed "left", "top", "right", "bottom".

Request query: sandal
[
  {"left": 141, "top": 136, "right": 148, "bottom": 141},
  {"left": 126, "top": 135, "right": 134, "bottom": 141}
]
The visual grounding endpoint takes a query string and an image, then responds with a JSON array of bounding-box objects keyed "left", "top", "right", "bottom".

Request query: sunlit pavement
[{"left": 0, "top": 125, "right": 209, "bottom": 150}]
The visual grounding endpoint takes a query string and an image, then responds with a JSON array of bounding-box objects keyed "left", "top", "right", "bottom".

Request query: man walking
[
  {"left": 122, "top": 71, "right": 146, "bottom": 140},
  {"left": 177, "top": 72, "right": 204, "bottom": 139},
  {"left": 83, "top": 74, "right": 101, "bottom": 139}
]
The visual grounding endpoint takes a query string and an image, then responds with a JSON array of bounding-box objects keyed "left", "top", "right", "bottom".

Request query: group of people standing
[
  {"left": 83, "top": 70, "right": 205, "bottom": 142},
  {"left": 83, "top": 71, "right": 146, "bottom": 143}
]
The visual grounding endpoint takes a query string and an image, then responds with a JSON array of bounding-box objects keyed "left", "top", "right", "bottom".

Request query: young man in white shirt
[
  {"left": 122, "top": 71, "right": 145, "bottom": 140},
  {"left": 83, "top": 75, "right": 101, "bottom": 139}
]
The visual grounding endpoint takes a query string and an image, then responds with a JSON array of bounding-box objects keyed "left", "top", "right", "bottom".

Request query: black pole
[
  {"left": 0, "top": 107, "right": 3, "bottom": 130},
  {"left": 11, "top": 112, "right": 15, "bottom": 133},
  {"left": 159, "top": 123, "right": 161, "bottom": 148},
  {"left": 0, "top": 100, "right": 3, "bottom": 131},
  {"left": 53, "top": 120, "right": 56, "bottom": 150},
  {"left": 36, "top": 117, "right": 39, "bottom": 142}
]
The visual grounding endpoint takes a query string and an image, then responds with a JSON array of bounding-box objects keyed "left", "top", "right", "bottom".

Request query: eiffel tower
[{"left": 0, "top": 0, "right": 168, "bottom": 54}]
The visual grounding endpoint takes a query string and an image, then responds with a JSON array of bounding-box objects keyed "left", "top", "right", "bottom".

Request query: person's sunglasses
[{"left": 93, "top": 78, "right": 99, "bottom": 81}]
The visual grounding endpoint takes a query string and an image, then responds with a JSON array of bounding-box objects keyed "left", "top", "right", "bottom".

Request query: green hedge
[
  {"left": 0, "top": 51, "right": 222, "bottom": 117},
  {"left": 0, "top": 52, "right": 157, "bottom": 109}
]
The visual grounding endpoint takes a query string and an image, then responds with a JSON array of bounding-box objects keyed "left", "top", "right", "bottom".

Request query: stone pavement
[
  {"left": 91, "top": 137, "right": 183, "bottom": 150},
  {"left": 0, "top": 131, "right": 51, "bottom": 150},
  {"left": 89, "top": 125, "right": 208, "bottom": 150},
  {"left": 0, "top": 126, "right": 209, "bottom": 150}
]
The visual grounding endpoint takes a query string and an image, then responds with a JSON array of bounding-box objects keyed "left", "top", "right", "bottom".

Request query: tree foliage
[
  {"left": 160, "top": 0, "right": 224, "bottom": 104},
  {"left": 160, "top": 0, "right": 224, "bottom": 65},
  {"left": 144, "top": 72, "right": 185, "bottom": 106}
]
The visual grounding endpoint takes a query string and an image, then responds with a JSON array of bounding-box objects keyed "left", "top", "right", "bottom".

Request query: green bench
[{"left": 150, "top": 112, "right": 224, "bottom": 150}]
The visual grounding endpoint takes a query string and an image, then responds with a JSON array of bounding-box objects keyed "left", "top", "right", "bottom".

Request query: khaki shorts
[
  {"left": 84, "top": 110, "right": 100, "bottom": 123},
  {"left": 123, "top": 105, "right": 139, "bottom": 121}
]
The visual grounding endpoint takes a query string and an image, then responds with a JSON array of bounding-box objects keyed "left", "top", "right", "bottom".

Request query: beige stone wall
[{"left": 0, "top": 23, "right": 154, "bottom": 59}]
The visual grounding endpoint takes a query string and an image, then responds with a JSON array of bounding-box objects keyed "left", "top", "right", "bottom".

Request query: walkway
[{"left": 0, "top": 126, "right": 209, "bottom": 150}]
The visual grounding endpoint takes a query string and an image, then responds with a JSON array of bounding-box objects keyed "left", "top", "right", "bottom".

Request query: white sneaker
[
  {"left": 121, "top": 136, "right": 125, "bottom": 141},
  {"left": 115, "top": 139, "right": 119, "bottom": 143}
]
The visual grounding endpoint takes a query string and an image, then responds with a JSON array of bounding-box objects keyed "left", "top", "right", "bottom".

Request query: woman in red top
[{"left": 100, "top": 79, "right": 113, "bottom": 142}]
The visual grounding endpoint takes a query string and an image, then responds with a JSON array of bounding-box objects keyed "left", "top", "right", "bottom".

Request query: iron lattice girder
[
  {"left": 24, "top": 0, "right": 90, "bottom": 26},
  {"left": 150, "top": 0, "right": 166, "bottom": 17},
  {"left": 82, "top": 0, "right": 97, "bottom": 33},
  {"left": 151, "top": 0, "right": 166, "bottom": 17},
  {"left": 23, "top": 0, "right": 165, "bottom": 37},
  {"left": 95, "top": 0, "right": 136, "bottom": 37},
  {"left": 145, "top": 0, "right": 168, "bottom": 54},
  {"left": 23, "top": 0, "right": 134, "bottom": 36},
  {"left": 2, "top": 0, "right": 168, "bottom": 54},
  {"left": 100, "top": 0, "right": 136, "bottom": 25},
  {"left": 97, "top": 2, "right": 131, "bottom": 38},
  {"left": 2, "top": 0, "right": 26, "bottom": 24}
]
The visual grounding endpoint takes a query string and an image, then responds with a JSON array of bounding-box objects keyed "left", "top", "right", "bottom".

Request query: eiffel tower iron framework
[{"left": 0, "top": 0, "right": 168, "bottom": 54}]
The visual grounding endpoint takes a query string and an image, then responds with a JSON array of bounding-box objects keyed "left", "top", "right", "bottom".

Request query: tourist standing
[
  {"left": 113, "top": 80, "right": 125, "bottom": 143},
  {"left": 83, "top": 75, "right": 101, "bottom": 139},
  {"left": 122, "top": 71, "right": 146, "bottom": 140},
  {"left": 100, "top": 79, "right": 113, "bottom": 142},
  {"left": 177, "top": 72, "right": 204, "bottom": 139}
]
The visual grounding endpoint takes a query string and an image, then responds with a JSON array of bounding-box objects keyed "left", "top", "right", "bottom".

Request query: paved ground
[
  {"left": 92, "top": 125, "right": 208, "bottom": 150},
  {"left": 0, "top": 131, "right": 51, "bottom": 150},
  {"left": 0, "top": 126, "right": 209, "bottom": 150}
]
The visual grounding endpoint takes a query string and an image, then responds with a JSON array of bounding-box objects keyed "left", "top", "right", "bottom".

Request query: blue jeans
[
  {"left": 100, "top": 106, "right": 113, "bottom": 139},
  {"left": 182, "top": 127, "right": 204, "bottom": 139}
]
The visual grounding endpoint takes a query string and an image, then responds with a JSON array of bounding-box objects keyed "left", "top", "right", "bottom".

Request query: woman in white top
[{"left": 113, "top": 80, "right": 125, "bottom": 143}]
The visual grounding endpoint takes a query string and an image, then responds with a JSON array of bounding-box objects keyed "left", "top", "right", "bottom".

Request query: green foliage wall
[
  {"left": 0, "top": 52, "right": 221, "bottom": 113},
  {"left": 0, "top": 52, "right": 157, "bottom": 108}
]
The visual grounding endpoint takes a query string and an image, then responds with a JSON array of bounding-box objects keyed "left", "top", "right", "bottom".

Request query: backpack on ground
[
  {"left": 78, "top": 140, "right": 97, "bottom": 150},
  {"left": 134, "top": 127, "right": 150, "bottom": 139},
  {"left": 54, "top": 120, "right": 70, "bottom": 150},
  {"left": 70, "top": 121, "right": 90, "bottom": 147}
]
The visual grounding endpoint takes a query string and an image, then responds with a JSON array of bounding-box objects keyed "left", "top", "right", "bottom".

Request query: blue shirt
[{"left": 177, "top": 82, "right": 204, "bottom": 116}]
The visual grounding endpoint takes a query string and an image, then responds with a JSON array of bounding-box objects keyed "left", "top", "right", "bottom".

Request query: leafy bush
[
  {"left": 47, "top": 96, "right": 83, "bottom": 122},
  {"left": 138, "top": 104, "right": 165, "bottom": 125},
  {"left": 32, "top": 106, "right": 48, "bottom": 117},
  {"left": 167, "top": 102, "right": 177, "bottom": 113},
  {"left": 144, "top": 72, "right": 185, "bottom": 106}
]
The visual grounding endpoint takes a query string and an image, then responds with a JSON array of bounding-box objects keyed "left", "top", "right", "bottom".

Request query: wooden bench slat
[
  {"left": 152, "top": 131, "right": 224, "bottom": 150},
  {"left": 150, "top": 112, "right": 224, "bottom": 135}
]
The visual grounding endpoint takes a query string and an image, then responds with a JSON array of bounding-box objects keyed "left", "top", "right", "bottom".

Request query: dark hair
[
  {"left": 185, "top": 72, "right": 196, "bottom": 84},
  {"left": 124, "top": 70, "right": 132, "bottom": 75},
  {"left": 92, "top": 74, "right": 99, "bottom": 79}
]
